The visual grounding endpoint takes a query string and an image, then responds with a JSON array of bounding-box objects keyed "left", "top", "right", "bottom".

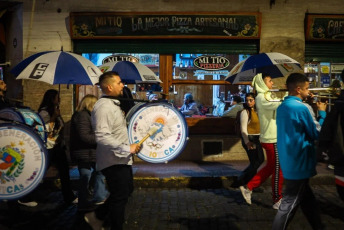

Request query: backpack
[{"left": 234, "top": 110, "right": 244, "bottom": 137}]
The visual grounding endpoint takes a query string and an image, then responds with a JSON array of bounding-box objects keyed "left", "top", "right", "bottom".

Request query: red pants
[{"left": 247, "top": 143, "right": 283, "bottom": 203}]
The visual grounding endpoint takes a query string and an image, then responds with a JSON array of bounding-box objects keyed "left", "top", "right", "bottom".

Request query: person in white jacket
[{"left": 240, "top": 73, "right": 284, "bottom": 210}]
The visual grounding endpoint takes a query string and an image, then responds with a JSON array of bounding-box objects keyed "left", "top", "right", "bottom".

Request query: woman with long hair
[
  {"left": 39, "top": 89, "right": 77, "bottom": 204},
  {"left": 231, "top": 93, "right": 264, "bottom": 189},
  {"left": 70, "top": 94, "right": 108, "bottom": 211}
]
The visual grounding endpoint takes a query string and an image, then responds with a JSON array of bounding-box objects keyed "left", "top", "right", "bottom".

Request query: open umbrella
[
  {"left": 225, "top": 52, "right": 302, "bottom": 84},
  {"left": 11, "top": 51, "right": 102, "bottom": 85},
  {"left": 99, "top": 61, "right": 162, "bottom": 84}
]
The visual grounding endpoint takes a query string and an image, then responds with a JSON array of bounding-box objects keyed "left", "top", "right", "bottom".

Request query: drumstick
[{"left": 138, "top": 126, "right": 159, "bottom": 146}]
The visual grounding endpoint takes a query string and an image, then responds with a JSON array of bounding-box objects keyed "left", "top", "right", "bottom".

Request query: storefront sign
[
  {"left": 70, "top": 12, "right": 261, "bottom": 39},
  {"left": 102, "top": 55, "right": 139, "bottom": 64},
  {"left": 331, "top": 64, "right": 344, "bottom": 73},
  {"left": 193, "top": 55, "right": 230, "bottom": 70},
  {"left": 305, "top": 14, "right": 344, "bottom": 41},
  {"left": 193, "top": 70, "right": 229, "bottom": 76}
]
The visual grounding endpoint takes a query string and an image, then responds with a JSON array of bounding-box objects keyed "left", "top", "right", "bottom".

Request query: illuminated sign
[{"left": 193, "top": 55, "right": 230, "bottom": 70}]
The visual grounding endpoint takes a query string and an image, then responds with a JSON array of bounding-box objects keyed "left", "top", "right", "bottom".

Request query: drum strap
[
  {"left": 0, "top": 116, "right": 42, "bottom": 131},
  {"left": 102, "top": 95, "right": 148, "bottom": 103}
]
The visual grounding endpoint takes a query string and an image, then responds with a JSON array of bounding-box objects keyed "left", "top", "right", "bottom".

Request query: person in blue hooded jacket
[{"left": 272, "top": 73, "right": 327, "bottom": 230}]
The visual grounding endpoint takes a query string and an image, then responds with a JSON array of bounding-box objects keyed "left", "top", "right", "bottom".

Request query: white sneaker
[
  {"left": 84, "top": 211, "right": 103, "bottom": 230},
  {"left": 272, "top": 199, "right": 282, "bottom": 210},
  {"left": 72, "top": 197, "right": 78, "bottom": 204},
  {"left": 239, "top": 186, "right": 252, "bottom": 205},
  {"left": 18, "top": 200, "right": 38, "bottom": 207}
]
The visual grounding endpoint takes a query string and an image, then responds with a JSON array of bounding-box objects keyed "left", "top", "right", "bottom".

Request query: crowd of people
[{"left": 1, "top": 68, "right": 343, "bottom": 230}]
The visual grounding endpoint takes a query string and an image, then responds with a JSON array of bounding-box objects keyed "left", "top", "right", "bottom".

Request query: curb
[{"left": 133, "top": 174, "right": 335, "bottom": 189}]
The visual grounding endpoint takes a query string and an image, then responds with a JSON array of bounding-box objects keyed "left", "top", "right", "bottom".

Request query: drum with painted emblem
[
  {"left": 127, "top": 102, "right": 188, "bottom": 163},
  {"left": 0, "top": 122, "right": 48, "bottom": 200}
]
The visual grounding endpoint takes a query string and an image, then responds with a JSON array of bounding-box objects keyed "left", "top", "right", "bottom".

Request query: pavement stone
[{"left": 0, "top": 160, "right": 342, "bottom": 230}]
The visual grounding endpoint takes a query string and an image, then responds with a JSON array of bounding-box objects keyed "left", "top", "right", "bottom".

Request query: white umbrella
[
  {"left": 99, "top": 61, "right": 162, "bottom": 84},
  {"left": 11, "top": 51, "right": 102, "bottom": 85},
  {"left": 225, "top": 52, "right": 302, "bottom": 84}
]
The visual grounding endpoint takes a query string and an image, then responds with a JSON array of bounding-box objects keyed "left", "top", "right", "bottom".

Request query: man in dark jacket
[{"left": 319, "top": 69, "right": 344, "bottom": 201}]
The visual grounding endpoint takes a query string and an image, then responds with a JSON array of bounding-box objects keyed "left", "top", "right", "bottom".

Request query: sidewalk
[{"left": 131, "top": 160, "right": 335, "bottom": 189}]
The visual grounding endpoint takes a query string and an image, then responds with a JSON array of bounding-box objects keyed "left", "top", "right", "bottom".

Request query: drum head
[
  {"left": 128, "top": 102, "right": 188, "bottom": 163},
  {"left": 0, "top": 123, "right": 48, "bottom": 200}
]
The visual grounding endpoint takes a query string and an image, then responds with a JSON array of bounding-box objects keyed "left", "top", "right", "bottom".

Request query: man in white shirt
[{"left": 85, "top": 71, "right": 141, "bottom": 230}]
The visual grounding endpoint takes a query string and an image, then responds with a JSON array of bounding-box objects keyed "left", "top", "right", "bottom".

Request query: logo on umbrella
[{"left": 29, "top": 63, "right": 49, "bottom": 80}]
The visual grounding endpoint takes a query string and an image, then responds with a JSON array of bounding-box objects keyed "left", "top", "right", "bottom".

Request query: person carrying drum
[{"left": 85, "top": 71, "right": 141, "bottom": 230}]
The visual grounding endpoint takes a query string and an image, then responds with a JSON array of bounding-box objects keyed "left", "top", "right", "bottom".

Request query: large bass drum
[
  {"left": 125, "top": 102, "right": 146, "bottom": 126},
  {"left": 127, "top": 102, "right": 188, "bottom": 163},
  {"left": 0, "top": 107, "right": 47, "bottom": 143},
  {"left": 0, "top": 122, "right": 48, "bottom": 200}
]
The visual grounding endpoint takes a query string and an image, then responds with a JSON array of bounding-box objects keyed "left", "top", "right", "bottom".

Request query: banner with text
[{"left": 70, "top": 12, "right": 261, "bottom": 39}]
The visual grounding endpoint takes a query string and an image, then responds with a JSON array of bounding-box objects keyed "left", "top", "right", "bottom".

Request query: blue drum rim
[
  {"left": 128, "top": 102, "right": 188, "bottom": 163},
  {"left": 0, "top": 122, "right": 48, "bottom": 200},
  {"left": 0, "top": 108, "right": 47, "bottom": 143}
]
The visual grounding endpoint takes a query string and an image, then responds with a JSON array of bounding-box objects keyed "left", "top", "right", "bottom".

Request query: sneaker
[
  {"left": 94, "top": 200, "right": 105, "bottom": 205},
  {"left": 72, "top": 197, "right": 78, "bottom": 204},
  {"left": 18, "top": 200, "right": 38, "bottom": 207},
  {"left": 84, "top": 211, "right": 103, "bottom": 230},
  {"left": 239, "top": 186, "right": 252, "bottom": 205},
  {"left": 272, "top": 199, "right": 282, "bottom": 210}
]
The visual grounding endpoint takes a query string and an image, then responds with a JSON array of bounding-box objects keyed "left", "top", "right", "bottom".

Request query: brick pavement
[
  {"left": 0, "top": 185, "right": 343, "bottom": 230},
  {"left": 0, "top": 161, "right": 342, "bottom": 230}
]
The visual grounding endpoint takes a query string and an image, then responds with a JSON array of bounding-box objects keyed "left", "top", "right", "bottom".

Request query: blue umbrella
[
  {"left": 99, "top": 61, "right": 162, "bottom": 84},
  {"left": 11, "top": 51, "right": 102, "bottom": 85},
  {"left": 225, "top": 52, "right": 302, "bottom": 84}
]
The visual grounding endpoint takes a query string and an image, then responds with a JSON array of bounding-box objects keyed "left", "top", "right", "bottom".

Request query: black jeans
[
  {"left": 95, "top": 164, "right": 133, "bottom": 230},
  {"left": 272, "top": 179, "right": 325, "bottom": 230},
  {"left": 232, "top": 135, "right": 264, "bottom": 187},
  {"left": 48, "top": 144, "right": 76, "bottom": 203}
]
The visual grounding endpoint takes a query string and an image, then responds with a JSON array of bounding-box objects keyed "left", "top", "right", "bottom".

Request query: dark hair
[
  {"left": 261, "top": 73, "right": 270, "bottom": 80},
  {"left": 243, "top": 93, "right": 255, "bottom": 120},
  {"left": 98, "top": 71, "right": 120, "bottom": 87},
  {"left": 286, "top": 73, "right": 309, "bottom": 90},
  {"left": 38, "top": 89, "right": 59, "bottom": 117},
  {"left": 119, "top": 86, "right": 135, "bottom": 115},
  {"left": 232, "top": 95, "right": 242, "bottom": 103},
  {"left": 341, "top": 69, "right": 344, "bottom": 82}
]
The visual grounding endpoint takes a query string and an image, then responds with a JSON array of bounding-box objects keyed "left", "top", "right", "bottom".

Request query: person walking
[
  {"left": 319, "top": 69, "right": 344, "bottom": 202},
  {"left": 239, "top": 73, "right": 284, "bottom": 209},
  {"left": 231, "top": 93, "right": 264, "bottom": 188},
  {"left": 70, "top": 94, "right": 108, "bottom": 212},
  {"left": 85, "top": 71, "right": 141, "bottom": 230},
  {"left": 272, "top": 73, "right": 327, "bottom": 230},
  {"left": 38, "top": 89, "right": 77, "bottom": 204}
]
